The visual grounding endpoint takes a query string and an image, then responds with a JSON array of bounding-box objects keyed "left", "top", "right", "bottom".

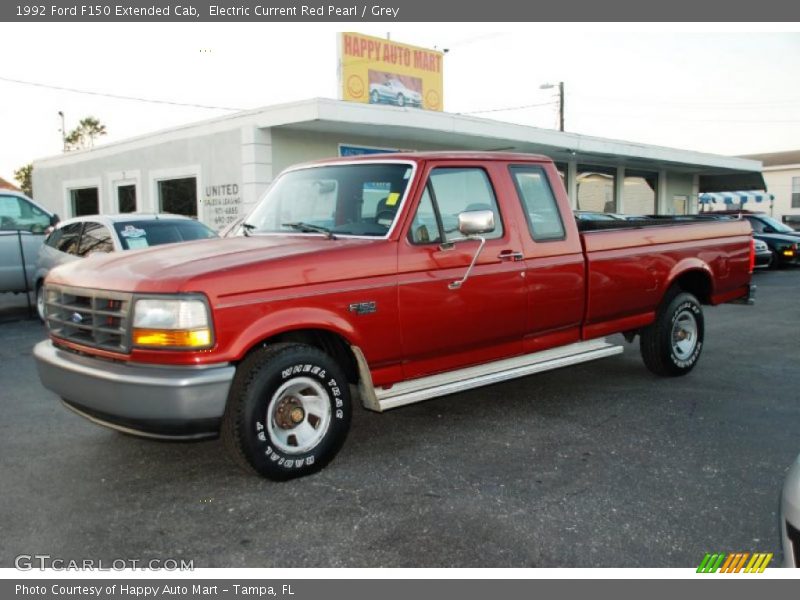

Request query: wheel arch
[{"left": 665, "top": 262, "right": 714, "bottom": 305}]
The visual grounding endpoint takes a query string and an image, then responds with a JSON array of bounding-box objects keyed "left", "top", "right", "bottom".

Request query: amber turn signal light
[{"left": 132, "top": 328, "right": 211, "bottom": 348}]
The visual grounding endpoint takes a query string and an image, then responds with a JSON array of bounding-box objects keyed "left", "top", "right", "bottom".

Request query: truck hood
[{"left": 46, "top": 235, "right": 385, "bottom": 297}]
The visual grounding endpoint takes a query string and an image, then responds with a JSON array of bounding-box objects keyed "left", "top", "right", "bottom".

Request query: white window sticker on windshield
[
  {"left": 126, "top": 237, "right": 149, "bottom": 249},
  {"left": 120, "top": 225, "right": 147, "bottom": 238}
]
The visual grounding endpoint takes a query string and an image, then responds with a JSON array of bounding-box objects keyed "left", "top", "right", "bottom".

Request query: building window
[
  {"left": 792, "top": 177, "right": 800, "bottom": 209},
  {"left": 158, "top": 177, "right": 197, "bottom": 217},
  {"left": 117, "top": 184, "right": 136, "bottom": 213},
  {"left": 623, "top": 170, "right": 658, "bottom": 215},
  {"left": 70, "top": 188, "right": 99, "bottom": 217},
  {"left": 576, "top": 165, "right": 616, "bottom": 213}
]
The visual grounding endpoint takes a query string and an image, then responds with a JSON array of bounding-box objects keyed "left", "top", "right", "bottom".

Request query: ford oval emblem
[{"left": 70, "top": 312, "right": 83, "bottom": 324}]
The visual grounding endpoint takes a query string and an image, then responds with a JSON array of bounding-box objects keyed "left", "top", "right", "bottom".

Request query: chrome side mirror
[
  {"left": 448, "top": 210, "right": 495, "bottom": 290},
  {"left": 458, "top": 210, "right": 495, "bottom": 236}
]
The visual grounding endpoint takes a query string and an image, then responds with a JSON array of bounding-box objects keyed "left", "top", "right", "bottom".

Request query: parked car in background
[
  {"left": 710, "top": 211, "right": 799, "bottom": 268},
  {"left": 753, "top": 238, "right": 772, "bottom": 268},
  {"left": 782, "top": 453, "right": 800, "bottom": 567},
  {"left": 0, "top": 191, "right": 58, "bottom": 294},
  {"left": 369, "top": 78, "right": 422, "bottom": 108},
  {"left": 34, "top": 213, "right": 217, "bottom": 320}
]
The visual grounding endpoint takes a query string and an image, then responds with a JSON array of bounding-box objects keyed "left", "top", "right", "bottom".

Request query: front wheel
[
  {"left": 221, "top": 343, "right": 352, "bottom": 480},
  {"left": 35, "top": 281, "right": 45, "bottom": 322},
  {"left": 640, "top": 291, "right": 704, "bottom": 377}
]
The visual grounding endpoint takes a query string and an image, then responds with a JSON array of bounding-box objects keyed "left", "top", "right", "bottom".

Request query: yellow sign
[{"left": 339, "top": 32, "right": 444, "bottom": 111}]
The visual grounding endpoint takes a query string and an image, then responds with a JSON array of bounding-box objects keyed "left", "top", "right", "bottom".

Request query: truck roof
[{"left": 302, "top": 151, "right": 554, "bottom": 166}]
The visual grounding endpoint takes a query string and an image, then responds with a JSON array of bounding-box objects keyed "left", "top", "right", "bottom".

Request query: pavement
[{"left": 0, "top": 268, "right": 797, "bottom": 568}]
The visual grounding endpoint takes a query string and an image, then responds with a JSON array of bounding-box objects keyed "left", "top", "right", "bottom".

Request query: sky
[{"left": 1, "top": 23, "right": 799, "bottom": 185}]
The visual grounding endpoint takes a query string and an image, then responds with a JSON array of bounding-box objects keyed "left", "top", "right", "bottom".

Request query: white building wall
[
  {"left": 762, "top": 165, "right": 800, "bottom": 221},
  {"left": 32, "top": 128, "right": 243, "bottom": 229}
]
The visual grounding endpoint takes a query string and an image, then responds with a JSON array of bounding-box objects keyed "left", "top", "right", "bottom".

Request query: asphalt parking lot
[{"left": 0, "top": 268, "right": 798, "bottom": 568}]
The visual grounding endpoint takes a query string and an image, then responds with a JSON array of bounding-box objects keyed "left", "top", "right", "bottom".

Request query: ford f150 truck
[{"left": 34, "top": 152, "right": 756, "bottom": 480}]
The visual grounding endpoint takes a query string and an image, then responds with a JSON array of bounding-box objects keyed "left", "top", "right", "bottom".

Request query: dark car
[
  {"left": 741, "top": 213, "right": 800, "bottom": 268},
  {"left": 753, "top": 238, "right": 773, "bottom": 268},
  {"left": 709, "top": 211, "right": 799, "bottom": 268}
]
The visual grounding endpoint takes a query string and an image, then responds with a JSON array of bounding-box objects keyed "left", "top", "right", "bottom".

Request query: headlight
[{"left": 132, "top": 297, "right": 213, "bottom": 349}]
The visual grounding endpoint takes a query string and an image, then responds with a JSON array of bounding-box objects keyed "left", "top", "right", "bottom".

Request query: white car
[
  {"left": 369, "top": 78, "right": 422, "bottom": 108},
  {"left": 34, "top": 213, "right": 217, "bottom": 320}
]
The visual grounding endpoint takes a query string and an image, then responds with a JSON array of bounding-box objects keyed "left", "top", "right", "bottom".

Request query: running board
[{"left": 367, "top": 339, "right": 623, "bottom": 412}]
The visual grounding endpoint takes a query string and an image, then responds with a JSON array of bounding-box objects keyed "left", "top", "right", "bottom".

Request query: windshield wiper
[
  {"left": 241, "top": 221, "right": 256, "bottom": 237},
  {"left": 282, "top": 222, "right": 337, "bottom": 239}
]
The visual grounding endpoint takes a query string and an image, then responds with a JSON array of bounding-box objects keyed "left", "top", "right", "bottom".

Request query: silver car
[
  {"left": 34, "top": 213, "right": 217, "bottom": 320},
  {"left": 782, "top": 454, "right": 800, "bottom": 567},
  {"left": 0, "top": 190, "right": 58, "bottom": 295}
]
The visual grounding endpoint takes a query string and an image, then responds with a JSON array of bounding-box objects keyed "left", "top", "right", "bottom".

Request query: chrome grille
[{"left": 44, "top": 284, "right": 133, "bottom": 353}]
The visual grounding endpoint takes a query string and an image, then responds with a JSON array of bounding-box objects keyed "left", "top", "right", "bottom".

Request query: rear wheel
[
  {"left": 221, "top": 343, "right": 352, "bottom": 480},
  {"left": 640, "top": 291, "right": 704, "bottom": 377},
  {"left": 397, "top": 93, "right": 405, "bottom": 107}
]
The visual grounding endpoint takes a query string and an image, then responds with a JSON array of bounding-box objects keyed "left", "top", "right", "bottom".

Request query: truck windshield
[{"left": 246, "top": 163, "right": 413, "bottom": 237}]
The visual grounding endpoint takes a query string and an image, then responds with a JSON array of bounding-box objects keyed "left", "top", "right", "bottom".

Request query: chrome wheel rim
[
  {"left": 266, "top": 377, "right": 331, "bottom": 454},
  {"left": 671, "top": 310, "right": 697, "bottom": 360},
  {"left": 36, "top": 286, "right": 45, "bottom": 321}
]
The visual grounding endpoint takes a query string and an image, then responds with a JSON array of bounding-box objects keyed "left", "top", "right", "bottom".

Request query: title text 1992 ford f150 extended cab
[{"left": 34, "top": 152, "right": 756, "bottom": 480}]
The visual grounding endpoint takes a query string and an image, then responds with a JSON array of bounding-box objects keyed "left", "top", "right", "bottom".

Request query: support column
[
  {"left": 657, "top": 169, "right": 668, "bottom": 215},
  {"left": 241, "top": 126, "right": 273, "bottom": 215},
  {"left": 567, "top": 160, "right": 578, "bottom": 210},
  {"left": 615, "top": 166, "right": 625, "bottom": 214}
]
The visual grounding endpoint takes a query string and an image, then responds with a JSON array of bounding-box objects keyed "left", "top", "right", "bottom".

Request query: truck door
[
  {"left": 397, "top": 163, "right": 527, "bottom": 380},
  {"left": 507, "top": 164, "right": 585, "bottom": 352}
]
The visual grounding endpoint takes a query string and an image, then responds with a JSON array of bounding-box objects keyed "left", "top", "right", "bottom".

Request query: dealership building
[{"left": 31, "top": 98, "right": 766, "bottom": 230}]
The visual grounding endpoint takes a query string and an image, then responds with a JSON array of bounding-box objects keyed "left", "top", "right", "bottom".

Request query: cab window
[
  {"left": 0, "top": 195, "right": 51, "bottom": 233},
  {"left": 409, "top": 167, "right": 503, "bottom": 244},
  {"left": 510, "top": 166, "right": 566, "bottom": 241}
]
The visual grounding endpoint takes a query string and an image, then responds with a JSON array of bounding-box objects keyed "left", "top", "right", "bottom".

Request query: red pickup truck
[{"left": 34, "top": 152, "right": 755, "bottom": 480}]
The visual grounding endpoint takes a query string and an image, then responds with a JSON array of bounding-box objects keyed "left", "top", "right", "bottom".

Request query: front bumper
[
  {"left": 755, "top": 251, "right": 772, "bottom": 267},
  {"left": 34, "top": 340, "right": 235, "bottom": 439},
  {"left": 782, "top": 456, "right": 800, "bottom": 567}
]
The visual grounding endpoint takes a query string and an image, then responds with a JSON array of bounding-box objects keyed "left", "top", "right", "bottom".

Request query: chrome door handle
[{"left": 498, "top": 250, "right": 524, "bottom": 261}]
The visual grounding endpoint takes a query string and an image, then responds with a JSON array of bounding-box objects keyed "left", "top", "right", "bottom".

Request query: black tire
[
  {"left": 640, "top": 291, "right": 704, "bottom": 377},
  {"left": 221, "top": 343, "right": 352, "bottom": 480},
  {"left": 769, "top": 250, "right": 781, "bottom": 270},
  {"left": 35, "top": 281, "right": 45, "bottom": 323}
]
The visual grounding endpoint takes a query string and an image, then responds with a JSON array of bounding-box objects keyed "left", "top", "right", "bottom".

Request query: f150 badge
[{"left": 348, "top": 301, "right": 377, "bottom": 315}]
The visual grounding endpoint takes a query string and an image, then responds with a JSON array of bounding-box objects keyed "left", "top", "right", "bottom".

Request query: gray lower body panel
[{"left": 34, "top": 340, "right": 235, "bottom": 438}]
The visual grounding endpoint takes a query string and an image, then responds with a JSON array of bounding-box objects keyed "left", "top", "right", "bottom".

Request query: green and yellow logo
[{"left": 697, "top": 552, "right": 773, "bottom": 573}]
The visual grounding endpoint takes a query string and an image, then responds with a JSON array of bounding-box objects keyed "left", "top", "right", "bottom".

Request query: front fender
[{"left": 221, "top": 305, "right": 361, "bottom": 361}]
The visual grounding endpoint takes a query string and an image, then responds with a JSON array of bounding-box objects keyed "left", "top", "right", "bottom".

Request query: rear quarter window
[{"left": 509, "top": 165, "right": 566, "bottom": 241}]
